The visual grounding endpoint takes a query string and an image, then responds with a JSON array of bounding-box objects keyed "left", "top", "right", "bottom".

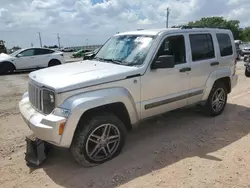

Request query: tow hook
[{"left": 25, "top": 135, "right": 48, "bottom": 166}]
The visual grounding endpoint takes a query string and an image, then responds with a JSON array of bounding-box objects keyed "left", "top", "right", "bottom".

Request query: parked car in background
[
  {"left": 62, "top": 47, "right": 73, "bottom": 52},
  {"left": 71, "top": 49, "right": 91, "bottom": 58},
  {"left": 0, "top": 47, "right": 65, "bottom": 74},
  {"left": 241, "top": 44, "right": 250, "bottom": 57},
  {"left": 83, "top": 48, "right": 99, "bottom": 60},
  {"left": 0, "top": 40, "right": 7, "bottom": 54},
  {"left": 19, "top": 27, "right": 238, "bottom": 167},
  {"left": 244, "top": 56, "right": 250, "bottom": 77},
  {"left": 235, "top": 42, "right": 241, "bottom": 60}
]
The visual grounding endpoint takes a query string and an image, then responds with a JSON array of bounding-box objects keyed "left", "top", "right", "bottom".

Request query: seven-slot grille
[{"left": 28, "top": 82, "right": 42, "bottom": 111}]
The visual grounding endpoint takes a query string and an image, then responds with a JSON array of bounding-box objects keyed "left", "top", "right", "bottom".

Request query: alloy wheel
[
  {"left": 85, "top": 123, "right": 121, "bottom": 162},
  {"left": 212, "top": 88, "right": 226, "bottom": 113}
]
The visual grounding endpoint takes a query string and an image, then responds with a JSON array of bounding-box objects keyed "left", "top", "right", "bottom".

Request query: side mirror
[
  {"left": 151, "top": 55, "right": 175, "bottom": 69},
  {"left": 16, "top": 54, "right": 23, "bottom": 58}
]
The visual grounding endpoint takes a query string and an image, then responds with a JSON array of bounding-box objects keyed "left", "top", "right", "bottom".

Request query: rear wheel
[
  {"left": 245, "top": 68, "right": 250, "bottom": 77},
  {"left": 70, "top": 113, "right": 126, "bottom": 167},
  {"left": 204, "top": 82, "right": 228, "bottom": 116},
  {"left": 0, "top": 62, "right": 15, "bottom": 75},
  {"left": 48, "top": 60, "right": 61, "bottom": 67}
]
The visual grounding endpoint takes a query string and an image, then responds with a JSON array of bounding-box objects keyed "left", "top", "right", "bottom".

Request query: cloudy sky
[{"left": 0, "top": 0, "right": 249, "bottom": 48}]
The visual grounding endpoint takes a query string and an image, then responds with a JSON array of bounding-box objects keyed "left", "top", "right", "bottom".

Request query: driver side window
[
  {"left": 157, "top": 35, "right": 186, "bottom": 64},
  {"left": 18, "top": 49, "right": 35, "bottom": 57}
]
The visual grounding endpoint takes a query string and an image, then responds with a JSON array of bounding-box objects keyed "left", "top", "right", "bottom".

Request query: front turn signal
[{"left": 59, "top": 122, "right": 65, "bottom": 135}]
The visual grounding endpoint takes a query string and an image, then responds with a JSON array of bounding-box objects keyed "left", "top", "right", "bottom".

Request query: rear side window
[
  {"left": 35, "top": 49, "right": 54, "bottom": 55},
  {"left": 216, "top": 33, "right": 233, "bottom": 57},
  {"left": 189, "top": 34, "right": 215, "bottom": 61}
]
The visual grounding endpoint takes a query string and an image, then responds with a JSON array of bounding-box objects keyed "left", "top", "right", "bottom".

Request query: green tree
[
  {"left": 240, "top": 27, "right": 250, "bottom": 41},
  {"left": 188, "top": 17, "right": 241, "bottom": 39}
]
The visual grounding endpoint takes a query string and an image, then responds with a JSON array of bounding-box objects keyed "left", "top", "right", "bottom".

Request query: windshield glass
[
  {"left": 10, "top": 49, "right": 23, "bottom": 56},
  {"left": 95, "top": 35, "right": 155, "bottom": 66}
]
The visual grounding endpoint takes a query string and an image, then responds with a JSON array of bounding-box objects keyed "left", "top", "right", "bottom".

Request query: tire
[
  {"left": 70, "top": 113, "right": 127, "bottom": 167},
  {"left": 0, "top": 62, "right": 15, "bottom": 75},
  {"left": 204, "top": 82, "right": 228, "bottom": 117},
  {"left": 48, "top": 60, "right": 61, "bottom": 67},
  {"left": 245, "top": 68, "right": 250, "bottom": 77}
]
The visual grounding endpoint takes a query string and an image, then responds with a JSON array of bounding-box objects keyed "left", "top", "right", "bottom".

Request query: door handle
[
  {"left": 210, "top": 62, "right": 219, "bottom": 66},
  {"left": 179, "top": 67, "right": 191, "bottom": 72}
]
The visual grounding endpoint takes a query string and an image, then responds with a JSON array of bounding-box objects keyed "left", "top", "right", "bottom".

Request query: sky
[{"left": 0, "top": 0, "right": 250, "bottom": 48}]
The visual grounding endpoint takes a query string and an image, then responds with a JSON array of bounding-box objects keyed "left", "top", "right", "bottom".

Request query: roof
[{"left": 116, "top": 27, "right": 231, "bottom": 36}]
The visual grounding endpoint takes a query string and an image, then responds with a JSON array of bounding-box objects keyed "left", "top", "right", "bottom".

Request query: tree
[
  {"left": 188, "top": 17, "right": 241, "bottom": 39},
  {"left": 240, "top": 27, "right": 250, "bottom": 41}
]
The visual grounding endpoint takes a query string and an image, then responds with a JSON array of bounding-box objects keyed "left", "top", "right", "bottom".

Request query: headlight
[
  {"left": 52, "top": 108, "right": 71, "bottom": 118},
  {"left": 42, "top": 89, "right": 55, "bottom": 114}
]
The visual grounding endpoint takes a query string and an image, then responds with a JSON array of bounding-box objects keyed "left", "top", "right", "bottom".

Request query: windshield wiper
[{"left": 94, "top": 57, "right": 125, "bottom": 65}]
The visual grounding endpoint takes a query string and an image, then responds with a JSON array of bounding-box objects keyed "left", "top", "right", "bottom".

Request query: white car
[{"left": 0, "top": 48, "right": 65, "bottom": 74}]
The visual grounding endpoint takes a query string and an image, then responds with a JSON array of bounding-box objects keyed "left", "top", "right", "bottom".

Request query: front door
[
  {"left": 15, "top": 49, "right": 36, "bottom": 69},
  {"left": 140, "top": 34, "right": 191, "bottom": 119}
]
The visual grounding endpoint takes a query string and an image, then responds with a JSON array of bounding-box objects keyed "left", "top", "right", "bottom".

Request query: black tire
[
  {"left": 204, "top": 82, "right": 228, "bottom": 117},
  {"left": 48, "top": 60, "right": 61, "bottom": 67},
  {"left": 0, "top": 62, "right": 15, "bottom": 75},
  {"left": 70, "top": 113, "right": 127, "bottom": 167},
  {"left": 245, "top": 69, "right": 250, "bottom": 77}
]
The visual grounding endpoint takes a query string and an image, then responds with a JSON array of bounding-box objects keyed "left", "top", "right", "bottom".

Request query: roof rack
[{"left": 180, "top": 25, "right": 227, "bottom": 29}]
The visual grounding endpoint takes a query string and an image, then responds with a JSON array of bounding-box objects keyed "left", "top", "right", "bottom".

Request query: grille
[{"left": 28, "top": 82, "right": 42, "bottom": 111}]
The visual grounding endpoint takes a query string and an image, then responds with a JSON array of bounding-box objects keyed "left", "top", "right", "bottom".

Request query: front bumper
[
  {"left": 19, "top": 97, "right": 67, "bottom": 147},
  {"left": 231, "top": 74, "right": 238, "bottom": 89}
]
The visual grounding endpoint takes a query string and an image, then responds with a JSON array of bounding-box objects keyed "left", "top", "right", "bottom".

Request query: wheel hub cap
[{"left": 85, "top": 124, "right": 121, "bottom": 162}]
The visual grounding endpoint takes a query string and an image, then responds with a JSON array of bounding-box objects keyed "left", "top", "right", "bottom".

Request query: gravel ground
[{"left": 0, "top": 62, "right": 250, "bottom": 188}]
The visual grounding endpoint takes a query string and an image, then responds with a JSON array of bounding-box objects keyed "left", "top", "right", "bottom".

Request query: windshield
[
  {"left": 95, "top": 35, "right": 155, "bottom": 66},
  {"left": 10, "top": 49, "right": 23, "bottom": 56}
]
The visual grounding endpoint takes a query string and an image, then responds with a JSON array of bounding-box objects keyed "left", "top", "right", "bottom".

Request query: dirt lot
[{"left": 0, "top": 63, "right": 250, "bottom": 188}]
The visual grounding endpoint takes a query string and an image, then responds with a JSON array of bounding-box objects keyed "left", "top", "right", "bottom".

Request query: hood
[
  {"left": 0, "top": 53, "right": 13, "bottom": 62},
  {"left": 29, "top": 60, "right": 140, "bottom": 93}
]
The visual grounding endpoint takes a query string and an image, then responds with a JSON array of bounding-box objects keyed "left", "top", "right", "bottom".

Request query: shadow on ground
[{"left": 34, "top": 103, "right": 250, "bottom": 188}]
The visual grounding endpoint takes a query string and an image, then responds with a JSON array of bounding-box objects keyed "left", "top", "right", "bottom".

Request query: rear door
[
  {"left": 215, "top": 32, "right": 235, "bottom": 75},
  {"left": 187, "top": 32, "right": 218, "bottom": 105},
  {"left": 34, "top": 49, "right": 55, "bottom": 67}
]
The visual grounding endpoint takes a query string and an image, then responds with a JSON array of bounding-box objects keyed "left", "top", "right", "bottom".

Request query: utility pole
[
  {"left": 166, "top": 7, "right": 170, "bottom": 28},
  {"left": 38, "top": 32, "right": 42, "bottom": 47},
  {"left": 57, "top": 33, "right": 61, "bottom": 49}
]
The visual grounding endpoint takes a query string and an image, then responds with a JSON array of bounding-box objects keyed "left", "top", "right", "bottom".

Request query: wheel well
[
  {"left": 215, "top": 77, "right": 231, "bottom": 93},
  {"left": 48, "top": 59, "right": 61, "bottom": 66},
  {"left": 1, "top": 61, "right": 16, "bottom": 70},
  {"left": 77, "top": 102, "right": 132, "bottom": 131}
]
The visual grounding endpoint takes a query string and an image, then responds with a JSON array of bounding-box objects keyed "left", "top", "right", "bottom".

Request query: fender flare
[
  {"left": 59, "top": 87, "right": 139, "bottom": 147},
  {"left": 202, "top": 68, "right": 232, "bottom": 101}
]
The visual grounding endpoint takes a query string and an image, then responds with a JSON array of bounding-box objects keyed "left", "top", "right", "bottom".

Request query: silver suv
[{"left": 19, "top": 27, "right": 238, "bottom": 167}]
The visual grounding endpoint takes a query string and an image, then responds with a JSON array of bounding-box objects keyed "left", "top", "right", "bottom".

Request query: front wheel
[
  {"left": 205, "top": 82, "right": 228, "bottom": 116},
  {"left": 0, "top": 62, "right": 15, "bottom": 75},
  {"left": 70, "top": 113, "right": 126, "bottom": 167}
]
